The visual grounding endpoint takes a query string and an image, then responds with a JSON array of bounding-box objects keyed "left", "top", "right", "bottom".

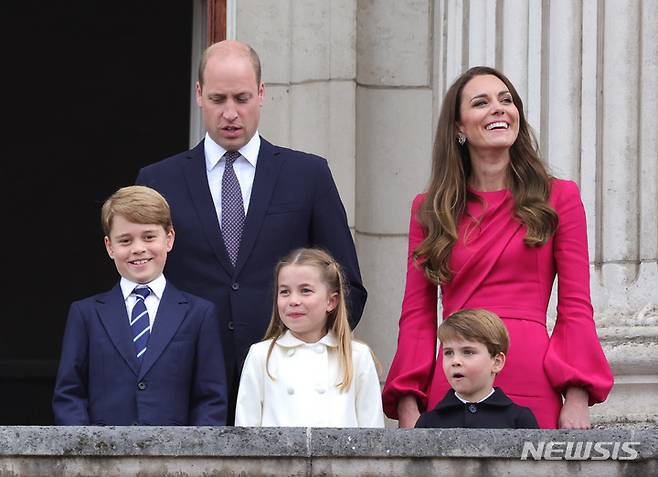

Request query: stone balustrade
[{"left": 1, "top": 426, "right": 656, "bottom": 476}]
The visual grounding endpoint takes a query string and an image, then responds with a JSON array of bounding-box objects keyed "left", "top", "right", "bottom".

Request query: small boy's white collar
[
  {"left": 119, "top": 274, "right": 167, "bottom": 300},
  {"left": 454, "top": 387, "right": 495, "bottom": 404},
  {"left": 276, "top": 330, "right": 338, "bottom": 348}
]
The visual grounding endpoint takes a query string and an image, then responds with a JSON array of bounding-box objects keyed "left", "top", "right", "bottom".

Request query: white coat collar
[{"left": 276, "top": 330, "right": 338, "bottom": 348}]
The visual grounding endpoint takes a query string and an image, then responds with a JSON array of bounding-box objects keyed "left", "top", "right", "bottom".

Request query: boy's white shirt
[
  {"left": 120, "top": 274, "right": 166, "bottom": 330},
  {"left": 454, "top": 387, "right": 495, "bottom": 404},
  {"left": 235, "top": 330, "right": 385, "bottom": 428}
]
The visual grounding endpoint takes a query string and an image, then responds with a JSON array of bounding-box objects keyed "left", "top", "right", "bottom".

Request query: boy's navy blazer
[
  {"left": 53, "top": 282, "right": 227, "bottom": 426},
  {"left": 136, "top": 137, "right": 367, "bottom": 385}
]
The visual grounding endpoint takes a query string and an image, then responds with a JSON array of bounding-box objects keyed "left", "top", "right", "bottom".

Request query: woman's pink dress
[{"left": 382, "top": 179, "right": 613, "bottom": 428}]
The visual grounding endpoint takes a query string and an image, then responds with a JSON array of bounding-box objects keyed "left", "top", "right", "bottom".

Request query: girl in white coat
[{"left": 235, "top": 248, "right": 385, "bottom": 427}]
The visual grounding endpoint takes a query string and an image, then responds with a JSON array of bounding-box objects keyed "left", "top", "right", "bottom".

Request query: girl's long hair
[
  {"left": 263, "top": 248, "right": 354, "bottom": 391},
  {"left": 415, "top": 66, "right": 558, "bottom": 284}
]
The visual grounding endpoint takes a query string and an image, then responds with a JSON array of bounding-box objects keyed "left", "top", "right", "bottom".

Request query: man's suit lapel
[
  {"left": 97, "top": 284, "right": 140, "bottom": 376},
  {"left": 139, "top": 284, "right": 188, "bottom": 379},
  {"left": 235, "top": 138, "right": 285, "bottom": 274},
  {"left": 182, "top": 142, "right": 234, "bottom": 274}
]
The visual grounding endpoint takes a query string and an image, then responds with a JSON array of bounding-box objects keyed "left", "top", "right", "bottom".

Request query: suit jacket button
[
  {"left": 132, "top": 421, "right": 139, "bottom": 426},
  {"left": 137, "top": 382, "right": 147, "bottom": 391},
  {"left": 228, "top": 321, "right": 235, "bottom": 331},
  {"left": 468, "top": 404, "right": 477, "bottom": 414},
  {"left": 231, "top": 282, "right": 240, "bottom": 291}
]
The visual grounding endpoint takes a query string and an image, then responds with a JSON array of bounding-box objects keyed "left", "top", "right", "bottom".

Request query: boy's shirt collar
[
  {"left": 436, "top": 388, "right": 513, "bottom": 411},
  {"left": 455, "top": 387, "right": 495, "bottom": 404},
  {"left": 119, "top": 274, "right": 166, "bottom": 300}
]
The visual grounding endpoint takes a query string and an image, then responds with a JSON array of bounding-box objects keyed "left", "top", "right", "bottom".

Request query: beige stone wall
[
  {"left": 236, "top": 0, "right": 358, "bottom": 229},
  {"left": 232, "top": 0, "right": 658, "bottom": 427}
]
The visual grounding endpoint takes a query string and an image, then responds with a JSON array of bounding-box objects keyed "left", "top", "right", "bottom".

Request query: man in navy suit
[
  {"left": 53, "top": 186, "right": 227, "bottom": 425},
  {"left": 136, "top": 41, "right": 367, "bottom": 422}
]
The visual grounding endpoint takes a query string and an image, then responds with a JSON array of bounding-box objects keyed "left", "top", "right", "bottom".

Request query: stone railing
[{"left": 0, "top": 426, "right": 656, "bottom": 476}]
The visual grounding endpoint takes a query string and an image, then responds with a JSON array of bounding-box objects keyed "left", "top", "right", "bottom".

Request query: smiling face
[
  {"left": 196, "top": 47, "right": 264, "bottom": 151},
  {"left": 457, "top": 74, "right": 520, "bottom": 158},
  {"left": 104, "top": 215, "right": 174, "bottom": 284},
  {"left": 276, "top": 264, "right": 338, "bottom": 343},
  {"left": 441, "top": 335, "right": 505, "bottom": 402}
]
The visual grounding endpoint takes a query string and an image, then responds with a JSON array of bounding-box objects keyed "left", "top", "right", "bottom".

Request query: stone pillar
[
  {"left": 353, "top": 0, "right": 434, "bottom": 386},
  {"left": 590, "top": 0, "right": 658, "bottom": 426},
  {"left": 236, "top": 0, "right": 358, "bottom": 227}
]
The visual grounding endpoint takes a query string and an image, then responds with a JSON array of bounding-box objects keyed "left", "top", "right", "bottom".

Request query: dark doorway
[{"left": 1, "top": 1, "right": 194, "bottom": 424}]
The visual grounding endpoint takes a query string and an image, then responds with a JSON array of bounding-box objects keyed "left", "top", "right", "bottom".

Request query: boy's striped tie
[{"left": 130, "top": 287, "right": 151, "bottom": 361}]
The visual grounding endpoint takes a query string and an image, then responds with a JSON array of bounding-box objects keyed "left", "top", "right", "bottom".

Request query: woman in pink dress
[{"left": 382, "top": 66, "right": 613, "bottom": 429}]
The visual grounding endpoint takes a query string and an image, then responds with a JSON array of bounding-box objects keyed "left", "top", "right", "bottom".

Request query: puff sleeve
[
  {"left": 382, "top": 194, "right": 439, "bottom": 418},
  {"left": 543, "top": 180, "right": 614, "bottom": 404}
]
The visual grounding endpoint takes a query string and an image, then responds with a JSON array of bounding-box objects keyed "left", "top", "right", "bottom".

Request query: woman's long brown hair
[{"left": 414, "top": 66, "right": 558, "bottom": 285}]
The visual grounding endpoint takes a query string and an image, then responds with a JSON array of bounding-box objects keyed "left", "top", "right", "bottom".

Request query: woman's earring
[{"left": 457, "top": 134, "right": 466, "bottom": 146}]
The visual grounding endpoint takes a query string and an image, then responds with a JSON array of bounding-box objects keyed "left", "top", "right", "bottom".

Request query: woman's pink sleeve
[
  {"left": 382, "top": 194, "right": 439, "bottom": 418},
  {"left": 544, "top": 180, "right": 614, "bottom": 405}
]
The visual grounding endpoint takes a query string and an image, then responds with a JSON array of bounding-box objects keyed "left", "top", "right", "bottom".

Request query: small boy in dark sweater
[{"left": 415, "top": 309, "right": 537, "bottom": 429}]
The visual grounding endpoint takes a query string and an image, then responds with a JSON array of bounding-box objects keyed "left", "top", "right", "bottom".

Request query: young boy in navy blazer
[
  {"left": 415, "top": 309, "right": 538, "bottom": 429},
  {"left": 53, "top": 186, "right": 227, "bottom": 425}
]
